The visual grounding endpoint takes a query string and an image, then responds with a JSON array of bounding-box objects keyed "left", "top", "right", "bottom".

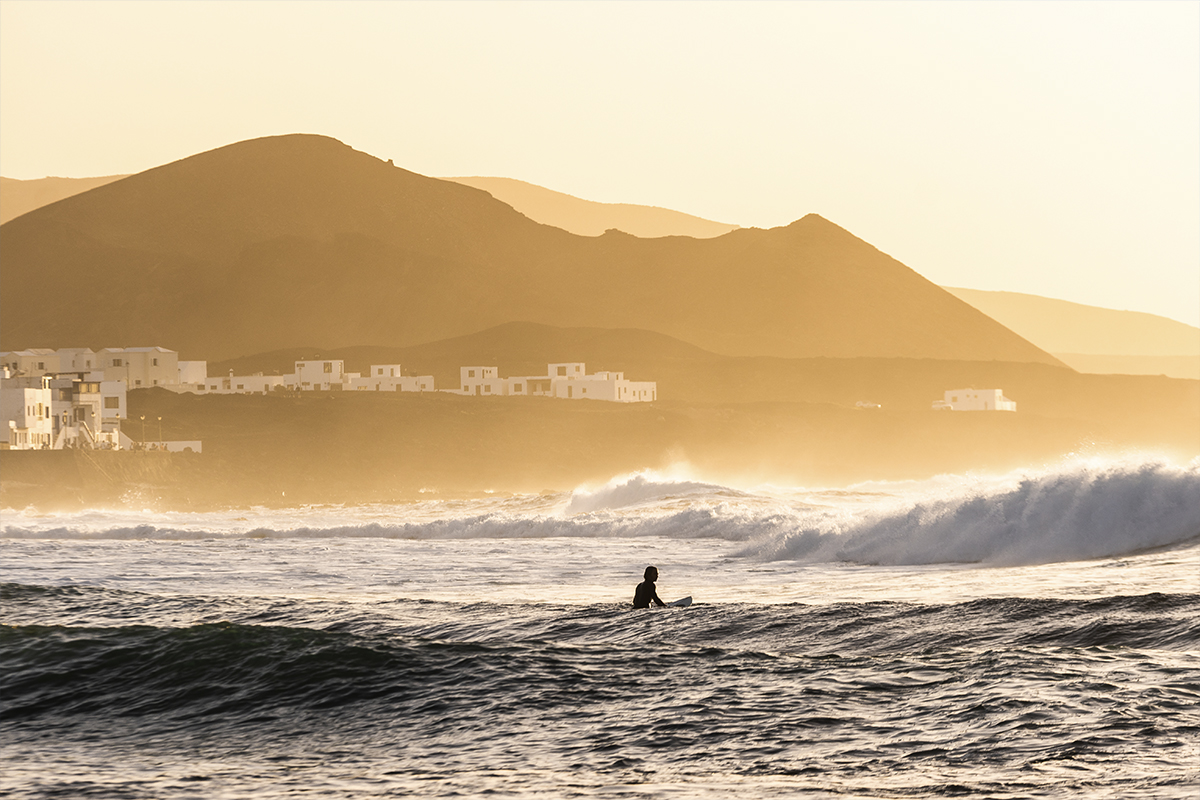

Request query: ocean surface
[{"left": 2, "top": 457, "right": 1199, "bottom": 799}]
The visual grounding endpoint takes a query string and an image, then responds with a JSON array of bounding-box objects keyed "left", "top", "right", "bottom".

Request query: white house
[
  {"left": 293, "top": 360, "right": 346, "bottom": 391},
  {"left": 456, "top": 362, "right": 657, "bottom": 403},
  {"left": 459, "top": 366, "right": 505, "bottom": 396},
  {"left": 178, "top": 361, "right": 207, "bottom": 384},
  {"left": 98, "top": 347, "right": 179, "bottom": 388},
  {"left": 1, "top": 375, "right": 54, "bottom": 449},
  {"left": 932, "top": 388, "right": 1017, "bottom": 412},
  {"left": 350, "top": 365, "right": 435, "bottom": 392},
  {"left": 0, "top": 348, "right": 59, "bottom": 377},
  {"left": 46, "top": 378, "right": 127, "bottom": 449},
  {"left": 193, "top": 373, "right": 288, "bottom": 395},
  {"left": 55, "top": 348, "right": 98, "bottom": 373}
]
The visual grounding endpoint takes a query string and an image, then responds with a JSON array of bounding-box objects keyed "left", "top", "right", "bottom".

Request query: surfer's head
[{"left": 644, "top": 566, "right": 658, "bottom": 582}]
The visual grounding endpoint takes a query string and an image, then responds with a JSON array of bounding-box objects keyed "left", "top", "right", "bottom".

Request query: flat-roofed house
[
  {"left": 0, "top": 375, "right": 53, "bottom": 449},
  {"left": 459, "top": 366, "right": 503, "bottom": 396},
  {"left": 932, "top": 389, "right": 1017, "bottom": 412},
  {"left": 351, "top": 365, "right": 435, "bottom": 392},
  {"left": 293, "top": 360, "right": 345, "bottom": 391},
  {"left": 99, "top": 347, "right": 179, "bottom": 387}
]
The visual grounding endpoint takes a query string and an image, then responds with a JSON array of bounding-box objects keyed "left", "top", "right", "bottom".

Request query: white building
[
  {"left": 50, "top": 378, "right": 127, "bottom": 448},
  {"left": 98, "top": 347, "right": 179, "bottom": 388},
  {"left": 459, "top": 366, "right": 504, "bottom": 396},
  {"left": 0, "top": 348, "right": 60, "bottom": 377},
  {"left": 178, "top": 361, "right": 207, "bottom": 384},
  {"left": 193, "top": 373, "right": 288, "bottom": 395},
  {"left": 55, "top": 348, "right": 98, "bottom": 373},
  {"left": 351, "top": 365, "right": 435, "bottom": 392},
  {"left": 456, "top": 362, "right": 656, "bottom": 403},
  {"left": 1, "top": 375, "right": 54, "bottom": 449},
  {"left": 293, "top": 360, "right": 346, "bottom": 391},
  {"left": 932, "top": 388, "right": 1017, "bottom": 412}
]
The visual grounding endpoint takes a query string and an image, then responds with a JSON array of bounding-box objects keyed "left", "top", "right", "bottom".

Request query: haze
[{"left": 1, "top": 0, "right": 1196, "bottom": 326}]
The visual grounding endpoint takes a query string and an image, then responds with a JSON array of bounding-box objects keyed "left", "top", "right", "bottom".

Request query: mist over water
[{"left": 3, "top": 456, "right": 1198, "bottom": 798}]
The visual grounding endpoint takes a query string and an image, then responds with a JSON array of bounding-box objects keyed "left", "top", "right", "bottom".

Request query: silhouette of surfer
[{"left": 633, "top": 565, "right": 666, "bottom": 608}]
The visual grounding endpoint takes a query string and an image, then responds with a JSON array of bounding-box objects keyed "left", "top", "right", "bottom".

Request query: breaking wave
[
  {"left": 739, "top": 458, "right": 1200, "bottom": 566},
  {"left": 3, "top": 459, "right": 1197, "bottom": 567}
]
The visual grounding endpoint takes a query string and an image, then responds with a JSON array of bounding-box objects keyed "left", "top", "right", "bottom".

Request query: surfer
[{"left": 633, "top": 565, "right": 666, "bottom": 608}]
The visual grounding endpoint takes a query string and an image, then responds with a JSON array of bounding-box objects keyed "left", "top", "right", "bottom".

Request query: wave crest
[{"left": 739, "top": 460, "right": 1200, "bottom": 566}]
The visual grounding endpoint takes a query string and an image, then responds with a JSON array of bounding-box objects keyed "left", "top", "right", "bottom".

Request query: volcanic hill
[{"left": 1, "top": 134, "right": 1060, "bottom": 365}]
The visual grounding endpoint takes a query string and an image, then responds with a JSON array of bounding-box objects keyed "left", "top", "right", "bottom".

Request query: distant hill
[
  {"left": 209, "top": 322, "right": 1197, "bottom": 437},
  {"left": 945, "top": 287, "right": 1200, "bottom": 379},
  {"left": 445, "top": 176, "right": 739, "bottom": 238},
  {"left": 0, "top": 175, "right": 129, "bottom": 224},
  {"left": 0, "top": 134, "right": 1060, "bottom": 366}
]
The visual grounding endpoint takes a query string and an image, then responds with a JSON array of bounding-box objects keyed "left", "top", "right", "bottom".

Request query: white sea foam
[
  {"left": 737, "top": 458, "right": 1200, "bottom": 566},
  {"left": 564, "top": 470, "right": 747, "bottom": 514},
  {"left": 3, "top": 459, "right": 1197, "bottom": 567}
]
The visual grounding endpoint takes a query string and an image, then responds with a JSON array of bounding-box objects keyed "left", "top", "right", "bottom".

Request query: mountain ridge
[
  {"left": 445, "top": 175, "right": 738, "bottom": 239},
  {"left": 0, "top": 134, "right": 1061, "bottom": 366}
]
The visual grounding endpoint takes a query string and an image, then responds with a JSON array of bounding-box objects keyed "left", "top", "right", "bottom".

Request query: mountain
[
  {"left": 444, "top": 176, "right": 738, "bottom": 238},
  {"left": 0, "top": 134, "right": 1061, "bottom": 365},
  {"left": 208, "top": 321, "right": 1196, "bottom": 428},
  {"left": 0, "top": 175, "right": 129, "bottom": 224},
  {"left": 945, "top": 287, "right": 1200, "bottom": 379}
]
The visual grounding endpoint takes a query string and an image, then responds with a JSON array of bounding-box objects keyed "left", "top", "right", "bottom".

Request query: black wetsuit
[{"left": 633, "top": 580, "right": 665, "bottom": 608}]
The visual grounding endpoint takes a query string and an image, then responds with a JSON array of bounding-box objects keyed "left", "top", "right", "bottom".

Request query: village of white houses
[
  {"left": 0, "top": 346, "right": 661, "bottom": 451},
  {"left": 2, "top": 345, "right": 1018, "bottom": 451}
]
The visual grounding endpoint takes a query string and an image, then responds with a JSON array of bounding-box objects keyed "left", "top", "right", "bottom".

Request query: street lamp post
[
  {"left": 157, "top": 416, "right": 163, "bottom": 449},
  {"left": 139, "top": 415, "right": 145, "bottom": 449}
]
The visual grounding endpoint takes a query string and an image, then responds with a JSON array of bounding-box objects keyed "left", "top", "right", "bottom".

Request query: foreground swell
[
  {"left": 3, "top": 458, "right": 1199, "bottom": 798},
  {"left": 3, "top": 587, "right": 1200, "bottom": 799}
]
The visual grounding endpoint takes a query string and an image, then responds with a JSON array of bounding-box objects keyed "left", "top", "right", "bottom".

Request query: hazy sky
[{"left": 2, "top": 1, "right": 1197, "bottom": 325}]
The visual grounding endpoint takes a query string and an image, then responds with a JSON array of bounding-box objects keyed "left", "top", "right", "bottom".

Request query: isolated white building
[{"left": 932, "top": 388, "right": 1016, "bottom": 412}]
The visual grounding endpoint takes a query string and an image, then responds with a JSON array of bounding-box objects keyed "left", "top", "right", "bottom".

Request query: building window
[
  {"left": 557, "top": 367, "right": 567, "bottom": 376},
  {"left": 37, "top": 362, "right": 45, "bottom": 370},
  {"left": 104, "top": 397, "right": 120, "bottom": 409},
  {"left": 113, "top": 359, "right": 123, "bottom": 367},
  {"left": 324, "top": 362, "right": 333, "bottom": 373},
  {"left": 153, "top": 358, "right": 159, "bottom": 366},
  {"left": 468, "top": 370, "right": 476, "bottom": 378},
  {"left": 135, "top": 380, "right": 142, "bottom": 386},
  {"left": 237, "top": 384, "right": 244, "bottom": 390}
]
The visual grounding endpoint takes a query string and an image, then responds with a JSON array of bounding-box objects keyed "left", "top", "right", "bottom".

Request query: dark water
[{"left": 3, "top": 583, "right": 1199, "bottom": 798}]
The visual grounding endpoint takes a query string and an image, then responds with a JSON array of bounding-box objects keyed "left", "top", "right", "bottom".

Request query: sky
[{"left": 1, "top": 1, "right": 1197, "bottom": 326}]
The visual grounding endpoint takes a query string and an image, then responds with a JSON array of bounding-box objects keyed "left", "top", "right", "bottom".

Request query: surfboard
[{"left": 669, "top": 596, "right": 692, "bottom": 608}]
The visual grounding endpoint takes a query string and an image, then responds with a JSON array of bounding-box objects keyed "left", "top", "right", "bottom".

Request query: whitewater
[{"left": 3, "top": 456, "right": 1199, "bottom": 798}]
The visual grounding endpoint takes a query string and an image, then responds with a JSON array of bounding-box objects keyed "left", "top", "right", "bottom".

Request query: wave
[
  {"left": 3, "top": 592, "right": 1198, "bottom": 726},
  {"left": 737, "top": 459, "right": 1200, "bottom": 566},
  {"left": 3, "top": 459, "right": 1197, "bottom": 568},
  {"left": 564, "top": 471, "right": 748, "bottom": 513}
]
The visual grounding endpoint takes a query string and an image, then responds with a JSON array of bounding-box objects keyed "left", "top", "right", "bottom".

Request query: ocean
[{"left": 2, "top": 457, "right": 1198, "bottom": 799}]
